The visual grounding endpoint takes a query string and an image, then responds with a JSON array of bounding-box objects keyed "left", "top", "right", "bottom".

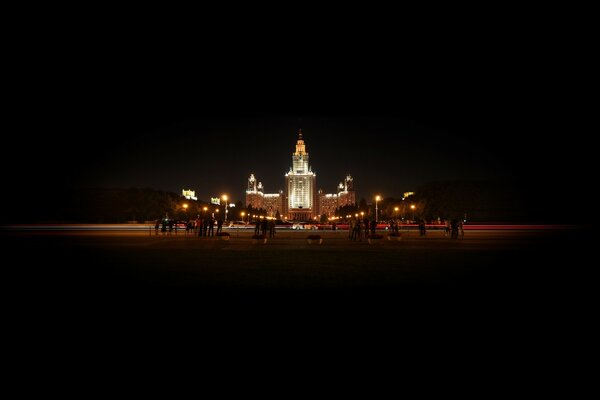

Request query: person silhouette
[
  {"left": 255, "top": 219, "right": 261, "bottom": 235},
  {"left": 450, "top": 219, "right": 458, "bottom": 239},
  {"left": 268, "top": 219, "right": 276, "bottom": 238},
  {"left": 419, "top": 219, "right": 426, "bottom": 236}
]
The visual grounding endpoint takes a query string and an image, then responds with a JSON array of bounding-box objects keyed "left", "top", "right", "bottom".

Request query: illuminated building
[
  {"left": 246, "top": 174, "right": 264, "bottom": 210},
  {"left": 182, "top": 189, "right": 197, "bottom": 200},
  {"left": 337, "top": 174, "right": 355, "bottom": 208},
  {"left": 246, "top": 130, "right": 355, "bottom": 221},
  {"left": 246, "top": 174, "right": 287, "bottom": 218},
  {"left": 263, "top": 191, "right": 285, "bottom": 218},
  {"left": 317, "top": 175, "right": 356, "bottom": 218},
  {"left": 285, "top": 129, "right": 316, "bottom": 221}
]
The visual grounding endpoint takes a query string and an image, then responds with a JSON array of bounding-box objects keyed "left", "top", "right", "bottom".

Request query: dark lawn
[
  {"left": 4, "top": 228, "right": 592, "bottom": 368},
  {"left": 6, "top": 230, "right": 581, "bottom": 318}
]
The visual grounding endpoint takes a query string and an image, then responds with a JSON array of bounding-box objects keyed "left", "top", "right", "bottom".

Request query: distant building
[
  {"left": 317, "top": 175, "right": 356, "bottom": 218},
  {"left": 337, "top": 174, "right": 356, "bottom": 208},
  {"left": 246, "top": 174, "right": 287, "bottom": 218},
  {"left": 246, "top": 174, "right": 263, "bottom": 210},
  {"left": 246, "top": 129, "right": 355, "bottom": 221},
  {"left": 264, "top": 191, "right": 286, "bottom": 218},
  {"left": 182, "top": 189, "right": 197, "bottom": 200}
]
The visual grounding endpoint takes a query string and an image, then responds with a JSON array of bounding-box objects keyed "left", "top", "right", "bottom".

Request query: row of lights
[
  {"left": 184, "top": 194, "right": 417, "bottom": 221},
  {"left": 239, "top": 212, "right": 277, "bottom": 221},
  {"left": 182, "top": 194, "right": 231, "bottom": 219}
]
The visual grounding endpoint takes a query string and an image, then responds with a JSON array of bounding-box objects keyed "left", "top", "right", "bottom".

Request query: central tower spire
[{"left": 294, "top": 128, "right": 306, "bottom": 156}]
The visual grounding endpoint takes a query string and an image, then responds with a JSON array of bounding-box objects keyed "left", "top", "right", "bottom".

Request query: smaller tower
[
  {"left": 345, "top": 174, "right": 354, "bottom": 191},
  {"left": 248, "top": 174, "right": 257, "bottom": 192}
]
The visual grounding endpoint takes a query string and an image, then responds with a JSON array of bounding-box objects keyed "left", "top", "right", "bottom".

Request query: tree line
[
  {"left": 334, "top": 179, "right": 551, "bottom": 223},
  {"left": 4, "top": 179, "right": 560, "bottom": 224}
]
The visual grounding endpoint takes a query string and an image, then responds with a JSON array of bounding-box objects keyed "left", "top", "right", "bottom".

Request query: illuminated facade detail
[
  {"left": 246, "top": 174, "right": 265, "bottom": 210},
  {"left": 317, "top": 175, "right": 356, "bottom": 218},
  {"left": 337, "top": 175, "right": 355, "bottom": 208},
  {"left": 182, "top": 189, "right": 197, "bottom": 200},
  {"left": 285, "top": 129, "right": 316, "bottom": 221},
  {"left": 245, "top": 174, "right": 287, "bottom": 217},
  {"left": 245, "top": 130, "right": 355, "bottom": 221},
  {"left": 263, "top": 191, "right": 285, "bottom": 218},
  {"left": 317, "top": 191, "right": 338, "bottom": 218}
]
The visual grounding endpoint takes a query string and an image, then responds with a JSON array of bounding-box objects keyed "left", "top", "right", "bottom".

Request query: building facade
[
  {"left": 245, "top": 130, "right": 355, "bottom": 221},
  {"left": 263, "top": 192, "right": 286, "bottom": 218},
  {"left": 246, "top": 174, "right": 264, "bottom": 210},
  {"left": 285, "top": 129, "right": 316, "bottom": 221},
  {"left": 246, "top": 174, "right": 287, "bottom": 218},
  {"left": 316, "top": 175, "right": 356, "bottom": 218},
  {"left": 182, "top": 189, "right": 197, "bottom": 200}
]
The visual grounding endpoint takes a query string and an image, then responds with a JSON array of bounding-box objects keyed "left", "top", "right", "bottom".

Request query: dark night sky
[
  {"left": 19, "top": 85, "right": 579, "bottom": 214},
  {"left": 81, "top": 115, "right": 509, "bottom": 203},
  {"left": 4, "top": 23, "right": 590, "bottom": 221}
]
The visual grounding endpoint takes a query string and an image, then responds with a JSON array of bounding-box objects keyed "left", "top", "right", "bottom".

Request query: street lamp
[
  {"left": 375, "top": 195, "right": 381, "bottom": 222},
  {"left": 410, "top": 204, "right": 416, "bottom": 222},
  {"left": 241, "top": 211, "right": 246, "bottom": 224},
  {"left": 222, "top": 195, "right": 228, "bottom": 223},
  {"left": 182, "top": 203, "right": 188, "bottom": 220}
]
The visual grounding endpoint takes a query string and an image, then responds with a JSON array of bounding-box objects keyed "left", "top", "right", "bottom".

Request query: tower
[
  {"left": 247, "top": 174, "right": 257, "bottom": 192},
  {"left": 246, "top": 173, "right": 264, "bottom": 210},
  {"left": 337, "top": 174, "right": 356, "bottom": 208},
  {"left": 285, "top": 129, "right": 316, "bottom": 221}
]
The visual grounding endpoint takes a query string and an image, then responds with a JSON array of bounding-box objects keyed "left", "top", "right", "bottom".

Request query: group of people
[
  {"left": 348, "top": 217, "right": 379, "bottom": 241},
  {"left": 154, "top": 216, "right": 224, "bottom": 237},
  {"left": 444, "top": 219, "right": 464, "bottom": 239},
  {"left": 254, "top": 218, "right": 276, "bottom": 238},
  {"left": 154, "top": 216, "right": 466, "bottom": 239},
  {"left": 345, "top": 217, "right": 464, "bottom": 240}
]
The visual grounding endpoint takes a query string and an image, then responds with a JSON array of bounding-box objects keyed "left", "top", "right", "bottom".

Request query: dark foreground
[
  {"left": 5, "top": 226, "right": 595, "bottom": 378},
  {"left": 5, "top": 229, "right": 587, "bottom": 323}
]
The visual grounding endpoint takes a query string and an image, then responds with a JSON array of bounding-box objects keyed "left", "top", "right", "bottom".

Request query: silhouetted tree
[{"left": 358, "top": 198, "right": 367, "bottom": 212}]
